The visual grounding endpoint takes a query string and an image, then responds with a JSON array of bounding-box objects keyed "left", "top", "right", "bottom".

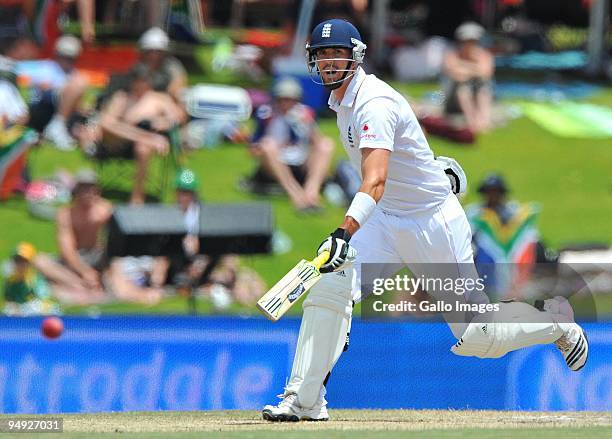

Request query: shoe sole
[
  {"left": 300, "top": 416, "right": 329, "bottom": 422},
  {"left": 262, "top": 410, "right": 299, "bottom": 422},
  {"left": 570, "top": 328, "right": 589, "bottom": 372},
  {"left": 262, "top": 410, "right": 328, "bottom": 422}
]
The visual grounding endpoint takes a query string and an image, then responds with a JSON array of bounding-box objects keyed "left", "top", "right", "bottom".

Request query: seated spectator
[
  {"left": 154, "top": 169, "right": 266, "bottom": 308},
  {"left": 99, "top": 65, "right": 184, "bottom": 204},
  {"left": 443, "top": 22, "right": 494, "bottom": 134},
  {"left": 106, "top": 256, "right": 165, "bottom": 306},
  {"left": 0, "top": 54, "right": 29, "bottom": 127},
  {"left": 36, "top": 168, "right": 163, "bottom": 305},
  {"left": 0, "top": 53, "right": 37, "bottom": 200},
  {"left": 2, "top": 242, "right": 59, "bottom": 316},
  {"left": 151, "top": 168, "right": 204, "bottom": 289},
  {"left": 53, "top": 168, "right": 111, "bottom": 303},
  {"left": 247, "top": 77, "right": 334, "bottom": 211},
  {"left": 135, "top": 27, "right": 187, "bottom": 104},
  {"left": 25, "top": 34, "right": 89, "bottom": 149}
]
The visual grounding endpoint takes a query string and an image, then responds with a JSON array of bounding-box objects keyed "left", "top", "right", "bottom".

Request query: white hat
[
  {"left": 55, "top": 35, "right": 82, "bottom": 58},
  {"left": 455, "top": 22, "right": 485, "bottom": 42},
  {"left": 273, "top": 77, "right": 302, "bottom": 100},
  {"left": 139, "top": 27, "right": 170, "bottom": 51}
]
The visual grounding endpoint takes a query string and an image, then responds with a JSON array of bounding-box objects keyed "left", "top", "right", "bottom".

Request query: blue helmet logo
[{"left": 306, "top": 19, "right": 367, "bottom": 89}]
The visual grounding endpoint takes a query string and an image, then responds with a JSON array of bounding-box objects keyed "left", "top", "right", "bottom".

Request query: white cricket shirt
[{"left": 329, "top": 67, "right": 451, "bottom": 215}]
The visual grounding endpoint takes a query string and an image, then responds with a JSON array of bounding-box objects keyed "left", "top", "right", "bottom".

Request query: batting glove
[
  {"left": 436, "top": 156, "right": 468, "bottom": 196},
  {"left": 317, "top": 228, "right": 356, "bottom": 273}
]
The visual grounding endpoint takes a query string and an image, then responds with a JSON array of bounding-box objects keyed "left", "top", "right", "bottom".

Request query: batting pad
[
  {"left": 285, "top": 273, "right": 352, "bottom": 408},
  {"left": 451, "top": 302, "right": 566, "bottom": 358}
]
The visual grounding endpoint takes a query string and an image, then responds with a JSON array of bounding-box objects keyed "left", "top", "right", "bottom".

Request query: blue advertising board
[{"left": 0, "top": 317, "right": 609, "bottom": 413}]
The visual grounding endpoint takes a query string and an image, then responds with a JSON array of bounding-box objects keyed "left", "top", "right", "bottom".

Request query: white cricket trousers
[
  {"left": 350, "top": 194, "right": 490, "bottom": 330},
  {"left": 286, "top": 195, "right": 490, "bottom": 407}
]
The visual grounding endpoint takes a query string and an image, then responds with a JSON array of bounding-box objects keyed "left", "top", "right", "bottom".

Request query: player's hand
[
  {"left": 317, "top": 228, "right": 356, "bottom": 273},
  {"left": 436, "top": 156, "right": 467, "bottom": 195}
]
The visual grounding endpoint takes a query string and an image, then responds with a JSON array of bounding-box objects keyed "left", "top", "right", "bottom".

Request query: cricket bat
[{"left": 257, "top": 251, "right": 330, "bottom": 321}]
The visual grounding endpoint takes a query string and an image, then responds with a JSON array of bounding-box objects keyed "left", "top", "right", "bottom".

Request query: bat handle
[{"left": 312, "top": 250, "right": 330, "bottom": 270}]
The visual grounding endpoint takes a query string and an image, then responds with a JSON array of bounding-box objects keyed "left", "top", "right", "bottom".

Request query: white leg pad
[
  {"left": 451, "top": 302, "right": 567, "bottom": 358},
  {"left": 284, "top": 272, "right": 352, "bottom": 408}
]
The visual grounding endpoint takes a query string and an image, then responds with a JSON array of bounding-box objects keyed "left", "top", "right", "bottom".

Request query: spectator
[
  {"left": 151, "top": 168, "right": 204, "bottom": 290},
  {"left": 26, "top": 34, "right": 89, "bottom": 150},
  {"left": 98, "top": 65, "right": 184, "bottom": 204},
  {"left": 53, "top": 168, "right": 110, "bottom": 302},
  {"left": 135, "top": 27, "right": 187, "bottom": 103},
  {"left": 247, "top": 77, "right": 334, "bottom": 212},
  {"left": 26, "top": 167, "right": 163, "bottom": 305},
  {"left": 443, "top": 21, "right": 494, "bottom": 133},
  {"left": 2, "top": 242, "right": 59, "bottom": 315},
  {"left": 466, "top": 173, "right": 541, "bottom": 298},
  {"left": 105, "top": 257, "right": 165, "bottom": 306},
  {"left": 0, "top": 0, "right": 95, "bottom": 60},
  {"left": 0, "top": 55, "right": 28, "bottom": 127},
  {"left": 154, "top": 169, "right": 266, "bottom": 308}
]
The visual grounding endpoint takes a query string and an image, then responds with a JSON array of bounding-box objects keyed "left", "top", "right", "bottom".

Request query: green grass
[
  {"left": 1, "top": 83, "right": 611, "bottom": 315},
  {"left": 4, "top": 428, "right": 606, "bottom": 439}
]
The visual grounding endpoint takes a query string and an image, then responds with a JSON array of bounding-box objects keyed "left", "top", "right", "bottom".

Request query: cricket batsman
[{"left": 262, "top": 18, "right": 588, "bottom": 422}]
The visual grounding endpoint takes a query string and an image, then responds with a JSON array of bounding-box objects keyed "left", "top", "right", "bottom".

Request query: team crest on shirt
[{"left": 360, "top": 123, "right": 377, "bottom": 140}]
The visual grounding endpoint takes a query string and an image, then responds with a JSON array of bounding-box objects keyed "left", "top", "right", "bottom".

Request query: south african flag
[{"left": 0, "top": 125, "right": 38, "bottom": 200}]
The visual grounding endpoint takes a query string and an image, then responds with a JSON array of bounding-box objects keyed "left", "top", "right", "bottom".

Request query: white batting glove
[
  {"left": 317, "top": 228, "right": 356, "bottom": 273},
  {"left": 436, "top": 156, "right": 468, "bottom": 195}
]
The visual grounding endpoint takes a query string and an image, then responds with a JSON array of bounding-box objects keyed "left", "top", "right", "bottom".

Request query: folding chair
[{"left": 91, "top": 124, "right": 184, "bottom": 202}]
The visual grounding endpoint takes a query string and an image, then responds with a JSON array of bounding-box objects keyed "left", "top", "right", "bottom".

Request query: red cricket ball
[{"left": 41, "top": 316, "right": 64, "bottom": 339}]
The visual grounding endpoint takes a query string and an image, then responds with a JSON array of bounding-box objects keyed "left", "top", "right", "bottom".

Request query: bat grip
[{"left": 312, "top": 250, "right": 330, "bottom": 270}]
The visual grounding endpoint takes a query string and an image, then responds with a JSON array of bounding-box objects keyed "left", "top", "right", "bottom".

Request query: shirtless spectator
[
  {"left": 51, "top": 168, "right": 111, "bottom": 303},
  {"left": 36, "top": 169, "right": 164, "bottom": 305},
  {"left": 443, "top": 22, "right": 494, "bottom": 133},
  {"left": 99, "top": 65, "right": 184, "bottom": 204}
]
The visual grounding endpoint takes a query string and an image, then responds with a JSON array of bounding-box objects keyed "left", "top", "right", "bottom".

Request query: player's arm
[
  {"left": 316, "top": 148, "right": 389, "bottom": 272},
  {"left": 340, "top": 147, "right": 389, "bottom": 236},
  {"left": 318, "top": 97, "right": 396, "bottom": 272}
]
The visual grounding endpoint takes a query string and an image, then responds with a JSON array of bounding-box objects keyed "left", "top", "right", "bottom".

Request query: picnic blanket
[
  {"left": 520, "top": 102, "right": 612, "bottom": 138},
  {"left": 495, "top": 81, "right": 600, "bottom": 101},
  {"left": 496, "top": 50, "right": 588, "bottom": 70}
]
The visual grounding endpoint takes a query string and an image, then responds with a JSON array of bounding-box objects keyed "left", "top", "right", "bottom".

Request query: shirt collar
[{"left": 328, "top": 66, "right": 366, "bottom": 112}]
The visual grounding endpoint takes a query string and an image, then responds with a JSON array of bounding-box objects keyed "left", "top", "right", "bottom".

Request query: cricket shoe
[
  {"left": 262, "top": 393, "right": 329, "bottom": 422},
  {"left": 536, "top": 296, "right": 589, "bottom": 371}
]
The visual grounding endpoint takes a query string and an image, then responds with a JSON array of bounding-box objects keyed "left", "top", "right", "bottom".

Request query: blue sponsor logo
[{"left": 288, "top": 284, "right": 305, "bottom": 302}]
